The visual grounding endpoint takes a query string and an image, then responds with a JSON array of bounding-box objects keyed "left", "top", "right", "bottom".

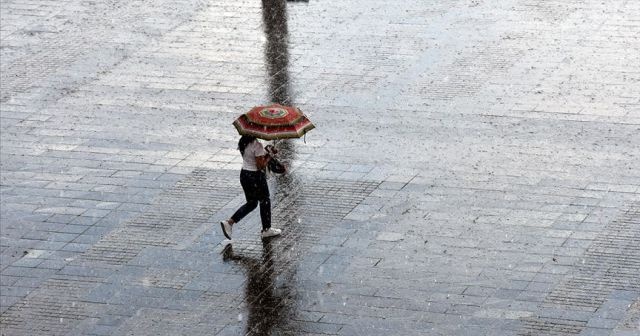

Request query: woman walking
[{"left": 220, "top": 135, "right": 282, "bottom": 240}]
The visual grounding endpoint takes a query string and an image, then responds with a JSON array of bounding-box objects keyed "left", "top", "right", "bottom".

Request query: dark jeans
[{"left": 231, "top": 169, "right": 271, "bottom": 230}]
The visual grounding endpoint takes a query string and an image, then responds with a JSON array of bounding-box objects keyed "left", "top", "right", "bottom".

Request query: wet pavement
[{"left": 1, "top": 0, "right": 640, "bottom": 335}]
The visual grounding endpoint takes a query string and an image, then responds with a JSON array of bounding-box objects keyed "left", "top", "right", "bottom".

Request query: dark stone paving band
[
  {"left": 519, "top": 203, "right": 640, "bottom": 335},
  {"left": 0, "top": 169, "right": 239, "bottom": 335}
]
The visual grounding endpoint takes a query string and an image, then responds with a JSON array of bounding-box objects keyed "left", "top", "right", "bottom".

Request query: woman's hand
[{"left": 265, "top": 145, "right": 277, "bottom": 155}]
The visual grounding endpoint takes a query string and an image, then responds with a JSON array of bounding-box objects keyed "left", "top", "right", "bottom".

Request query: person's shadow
[{"left": 222, "top": 240, "right": 295, "bottom": 335}]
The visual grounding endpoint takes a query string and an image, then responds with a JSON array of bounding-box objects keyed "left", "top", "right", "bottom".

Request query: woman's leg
[
  {"left": 258, "top": 198, "right": 271, "bottom": 230},
  {"left": 229, "top": 170, "right": 260, "bottom": 224},
  {"left": 230, "top": 200, "right": 258, "bottom": 223},
  {"left": 255, "top": 172, "right": 271, "bottom": 230},
  {"left": 231, "top": 170, "right": 271, "bottom": 230}
]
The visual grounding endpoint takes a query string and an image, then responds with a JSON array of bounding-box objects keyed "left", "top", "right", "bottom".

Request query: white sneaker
[
  {"left": 261, "top": 228, "right": 281, "bottom": 238},
  {"left": 220, "top": 220, "right": 232, "bottom": 240}
]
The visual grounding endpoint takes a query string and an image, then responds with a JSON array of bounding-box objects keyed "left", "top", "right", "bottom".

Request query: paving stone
[
  {"left": 586, "top": 317, "right": 620, "bottom": 329},
  {"left": 10, "top": 257, "right": 43, "bottom": 268},
  {"left": 37, "top": 259, "right": 69, "bottom": 270}
]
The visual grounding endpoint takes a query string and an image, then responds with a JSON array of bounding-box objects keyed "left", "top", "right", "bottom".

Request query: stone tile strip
[
  {"left": 231, "top": 177, "right": 380, "bottom": 256},
  {"left": 0, "top": 169, "right": 240, "bottom": 334},
  {"left": 545, "top": 204, "right": 640, "bottom": 311},
  {"left": 412, "top": 44, "right": 524, "bottom": 101},
  {"left": 1, "top": 0, "right": 211, "bottom": 102},
  {"left": 519, "top": 317, "right": 587, "bottom": 336},
  {"left": 519, "top": 203, "right": 640, "bottom": 335},
  {"left": 111, "top": 309, "right": 216, "bottom": 336},
  {"left": 80, "top": 169, "right": 238, "bottom": 265},
  {"left": 0, "top": 275, "right": 104, "bottom": 336}
]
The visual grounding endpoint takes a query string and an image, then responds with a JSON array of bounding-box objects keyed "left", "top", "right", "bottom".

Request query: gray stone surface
[{"left": 1, "top": 0, "right": 640, "bottom": 335}]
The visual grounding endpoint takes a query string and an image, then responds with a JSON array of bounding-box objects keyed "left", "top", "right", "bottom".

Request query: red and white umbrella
[{"left": 233, "top": 104, "right": 315, "bottom": 140}]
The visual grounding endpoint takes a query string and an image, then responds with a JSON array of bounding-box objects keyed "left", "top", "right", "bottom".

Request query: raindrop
[{"left": 238, "top": 314, "right": 243, "bottom": 321}]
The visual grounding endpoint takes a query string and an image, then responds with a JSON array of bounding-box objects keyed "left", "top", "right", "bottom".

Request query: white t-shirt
[{"left": 241, "top": 139, "right": 267, "bottom": 171}]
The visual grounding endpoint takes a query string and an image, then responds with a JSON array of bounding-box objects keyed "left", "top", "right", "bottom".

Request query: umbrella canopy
[{"left": 233, "top": 104, "right": 315, "bottom": 140}]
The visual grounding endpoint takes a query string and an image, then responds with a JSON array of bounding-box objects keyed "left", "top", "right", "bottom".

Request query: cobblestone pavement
[{"left": 1, "top": 0, "right": 639, "bottom": 335}]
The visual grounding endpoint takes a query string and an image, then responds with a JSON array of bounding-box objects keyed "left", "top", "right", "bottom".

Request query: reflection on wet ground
[
  {"left": 222, "top": 173, "right": 379, "bottom": 334},
  {"left": 222, "top": 240, "right": 297, "bottom": 335},
  {"left": 263, "top": 0, "right": 292, "bottom": 106}
]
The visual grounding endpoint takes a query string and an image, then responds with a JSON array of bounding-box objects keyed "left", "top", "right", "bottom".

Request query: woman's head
[{"left": 238, "top": 135, "right": 256, "bottom": 155}]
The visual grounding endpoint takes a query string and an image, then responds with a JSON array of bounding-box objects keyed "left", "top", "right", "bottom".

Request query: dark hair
[{"left": 238, "top": 135, "right": 256, "bottom": 155}]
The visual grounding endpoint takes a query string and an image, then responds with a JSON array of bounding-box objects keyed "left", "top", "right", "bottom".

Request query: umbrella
[{"left": 233, "top": 104, "right": 315, "bottom": 140}]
